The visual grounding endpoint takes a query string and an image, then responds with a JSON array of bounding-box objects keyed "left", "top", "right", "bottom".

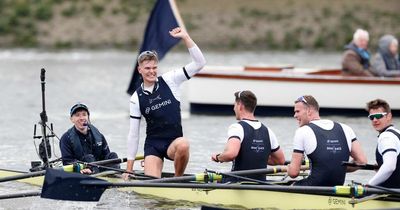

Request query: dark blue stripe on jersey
[
  {"left": 271, "top": 145, "right": 280, "bottom": 153},
  {"left": 351, "top": 138, "right": 357, "bottom": 142},
  {"left": 293, "top": 149, "right": 304, "bottom": 153},
  {"left": 382, "top": 148, "right": 397, "bottom": 155},
  {"left": 130, "top": 115, "right": 141, "bottom": 119},
  {"left": 183, "top": 67, "right": 190, "bottom": 80},
  {"left": 228, "top": 136, "right": 241, "bottom": 140}
]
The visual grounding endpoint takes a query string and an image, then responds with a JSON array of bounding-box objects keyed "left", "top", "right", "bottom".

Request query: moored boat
[{"left": 188, "top": 66, "right": 400, "bottom": 116}]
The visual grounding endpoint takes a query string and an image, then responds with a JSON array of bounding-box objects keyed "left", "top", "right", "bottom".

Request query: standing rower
[{"left": 124, "top": 27, "right": 206, "bottom": 179}]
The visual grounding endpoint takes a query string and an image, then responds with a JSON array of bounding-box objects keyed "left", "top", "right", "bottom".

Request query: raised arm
[{"left": 169, "top": 27, "right": 206, "bottom": 77}]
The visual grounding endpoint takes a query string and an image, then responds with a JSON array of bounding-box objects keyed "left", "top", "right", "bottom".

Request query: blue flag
[{"left": 127, "top": 0, "right": 181, "bottom": 95}]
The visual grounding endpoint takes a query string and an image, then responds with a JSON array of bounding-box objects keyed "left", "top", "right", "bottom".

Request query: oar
[
  {"left": 353, "top": 181, "right": 400, "bottom": 195},
  {"left": 205, "top": 169, "right": 273, "bottom": 185},
  {"left": 76, "top": 160, "right": 159, "bottom": 180},
  {"left": 144, "top": 165, "right": 309, "bottom": 183},
  {"left": 0, "top": 191, "right": 41, "bottom": 200},
  {"left": 284, "top": 159, "right": 309, "bottom": 166},
  {"left": 0, "top": 169, "right": 120, "bottom": 200},
  {"left": 341, "top": 161, "right": 379, "bottom": 170},
  {"left": 40, "top": 168, "right": 398, "bottom": 202},
  {"left": 0, "top": 155, "right": 143, "bottom": 183}
]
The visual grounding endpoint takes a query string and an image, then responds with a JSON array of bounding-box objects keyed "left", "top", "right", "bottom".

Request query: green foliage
[
  {"left": 322, "top": 7, "right": 332, "bottom": 18},
  {"left": 228, "top": 37, "right": 241, "bottom": 49},
  {"left": 0, "top": 18, "right": 11, "bottom": 35},
  {"left": 13, "top": 24, "right": 38, "bottom": 47},
  {"left": 230, "top": 18, "right": 243, "bottom": 28},
  {"left": 283, "top": 31, "right": 302, "bottom": 50},
  {"left": 265, "top": 30, "right": 278, "bottom": 50},
  {"left": 35, "top": 3, "right": 53, "bottom": 21},
  {"left": 92, "top": 4, "right": 105, "bottom": 17},
  {"left": 62, "top": 4, "right": 78, "bottom": 17},
  {"left": 55, "top": 41, "right": 72, "bottom": 49},
  {"left": 14, "top": 1, "right": 31, "bottom": 17}
]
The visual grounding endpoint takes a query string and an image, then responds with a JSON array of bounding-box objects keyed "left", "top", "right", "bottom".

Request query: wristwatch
[{"left": 216, "top": 153, "right": 221, "bottom": 162}]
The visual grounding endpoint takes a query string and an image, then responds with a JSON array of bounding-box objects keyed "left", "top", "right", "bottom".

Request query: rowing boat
[
  {"left": 124, "top": 184, "right": 400, "bottom": 209},
  {"left": 40, "top": 168, "right": 400, "bottom": 209}
]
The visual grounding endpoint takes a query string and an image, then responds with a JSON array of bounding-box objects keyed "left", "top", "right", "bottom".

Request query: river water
[{"left": 0, "top": 49, "right": 396, "bottom": 209}]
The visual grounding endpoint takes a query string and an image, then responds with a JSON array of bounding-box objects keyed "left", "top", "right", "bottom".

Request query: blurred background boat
[{"left": 189, "top": 65, "right": 400, "bottom": 116}]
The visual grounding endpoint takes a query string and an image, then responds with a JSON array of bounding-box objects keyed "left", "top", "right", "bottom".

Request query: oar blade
[{"left": 41, "top": 168, "right": 107, "bottom": 201}]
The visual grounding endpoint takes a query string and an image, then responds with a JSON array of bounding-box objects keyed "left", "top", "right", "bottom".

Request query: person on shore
[
  {"left": 287, "top": 95, "right": 367, "bottom": 186},
  {"left": 371, "top": 35, "right": 400, "bottom": 77},
  {"left": 60, "top": 103, "right": 119, "bottom": 174},
  {"left": 342, "top": 29, "right": 374, "bottom": 76},
  {"left": 124, "top": 27, "right": 206, "bottom": 179},
  {"left": 211, "top": 90, "right": 285, "bottom": 182},
  {"left": 366, "top": 99, "right": 400, "bottom": 188}
]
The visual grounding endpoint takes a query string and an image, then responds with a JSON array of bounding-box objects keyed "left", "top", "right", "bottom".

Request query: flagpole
[{"left": 169, "top": 0, "right": 186, "bottom": 30}]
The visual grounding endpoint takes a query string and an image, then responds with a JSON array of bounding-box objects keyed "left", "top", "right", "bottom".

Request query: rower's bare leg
[
  {"left": 144, "top": 155, "right": 163, "bottom": 178},
  {"left": 167, "top": 137, "right": 190, "bottom": 176}
]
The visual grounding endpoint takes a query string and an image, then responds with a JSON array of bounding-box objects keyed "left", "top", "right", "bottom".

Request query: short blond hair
[{"left": 138, "top": 50, "right": 158, "bottom": 64}]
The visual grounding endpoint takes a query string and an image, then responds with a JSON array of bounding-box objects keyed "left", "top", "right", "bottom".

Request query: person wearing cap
[
  {"left": 371, "top": 35, "right": 400, "bottom": 77},
  {"left": 342, "top": 28, "right": 374, "bottom": 76},
  {"left": 211, "top": 90, "right": 285, "bottom": 182},
  {"left": 366, "top": 99, "right": 400, "bottom": 188},
  {"left": 124, "top": 27, "right": 206, "bottom": 179},
  {"left": 287, "top": 95, "right": 367, "bottom": 186},
  {"left": 60, "top": 103, "right": 119, "bottom": 174}
]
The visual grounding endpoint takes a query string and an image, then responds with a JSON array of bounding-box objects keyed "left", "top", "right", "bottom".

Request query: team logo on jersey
[
  {"left": 149, "top": 94, "right": 162, "bottom": 104},
  {"left": 326, "top": 139, "right": 342, "bottom": 154},
  {"left": 144, "top": 99, "right": 172, "bottom": 115},
  {"left": 251, "top": 139, "right": 265, "bottom": 152}
]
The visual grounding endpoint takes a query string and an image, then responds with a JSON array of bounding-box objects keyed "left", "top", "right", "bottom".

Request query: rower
[
  {"left": 123, "top": 27, "right": 206, "bottom": 179},
  {"left": 211, "top": 90, "right": 285, "bottom": 182},
  {"left": 59, "top": 103, "right": 119, "bottom": 174},
  {"left": 287, "top": 95, "right": 367, "bottom": 186},
  {"left": 366, "top": 99, "right": 400, "bottom": 188}
]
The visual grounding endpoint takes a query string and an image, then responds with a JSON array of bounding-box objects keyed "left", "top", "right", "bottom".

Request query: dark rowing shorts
[{"left": 144, "top": 137, "right": 178, "bottom": 160}]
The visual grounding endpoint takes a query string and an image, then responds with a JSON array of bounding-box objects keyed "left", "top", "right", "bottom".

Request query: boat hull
[{"left": 126, "top": 186, "right": 400, "bottom": 209}]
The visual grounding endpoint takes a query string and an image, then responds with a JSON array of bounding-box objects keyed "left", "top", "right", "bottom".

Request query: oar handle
[{"left": 341, "top": 161, "right": 379, "bottom": 170}]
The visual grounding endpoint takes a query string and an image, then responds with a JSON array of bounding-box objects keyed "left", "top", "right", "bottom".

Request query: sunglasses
[
  {"left": 295, "top": 96, "right": 308, "bottom": 105},
  {"left": 138, "top": 50, "right": 158, "bottom": 61},
  {"left": 368, "top": 112, "right": 387, "bottom": 120}
]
